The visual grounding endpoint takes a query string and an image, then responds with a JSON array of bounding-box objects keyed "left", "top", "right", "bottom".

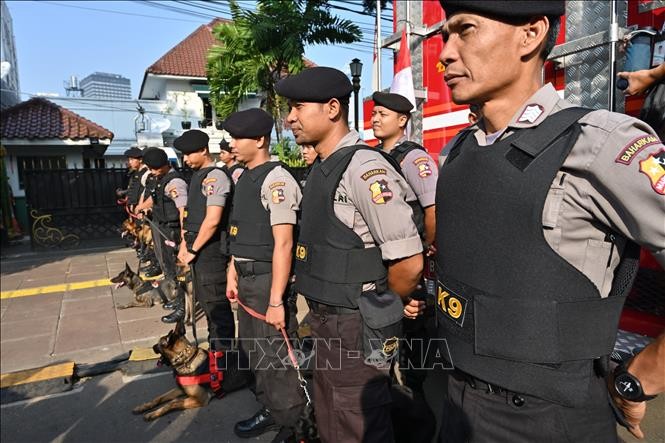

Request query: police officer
[
  {"left": 223, "top": 108, "right": 305, "bottom": 442},
  {"left": 122, "top": 147, "right": 148, "bottom": 212},
  {"left": 218, "top": 138, "right": 245, "bottom": 184},
  {"left": 372, "top": 91, "right": 438, "bottom": 395},
  {"left": 276, "top": 67, "right": 424, "bottom": 442},
  {"left": 172, "top": 129, "right": 249, "bottom": 387},
  {"left": 142, "top": 148, "right": 187, "bottom": 285},
  {"left": 436, "top": 1, "right": 665, "bottom": 441}
]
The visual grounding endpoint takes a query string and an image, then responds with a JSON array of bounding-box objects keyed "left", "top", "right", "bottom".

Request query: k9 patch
[{"left": 436, "top": 281, "right": 468, "bottom": 327}]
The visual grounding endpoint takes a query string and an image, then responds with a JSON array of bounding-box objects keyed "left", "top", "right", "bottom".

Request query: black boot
[
  {"left": 234, "top": 407, "right": 279, "bottom": 438},
  {"left": 163, "top": 291, "right": 183, "bottom": 310},
  {"left": 142, "top": 263, "right": 163, "bottom": 279},
  {"left": 161, "top": 295, "right": 185, "bottom": 323}
]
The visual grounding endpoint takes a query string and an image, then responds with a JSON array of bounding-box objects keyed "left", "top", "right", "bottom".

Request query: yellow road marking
[
  {"left": 0, "top": 278, "right": 112, "bottom": 300},
  {"left": 1, "top": 362, "right": 74, "bottom": 388}
]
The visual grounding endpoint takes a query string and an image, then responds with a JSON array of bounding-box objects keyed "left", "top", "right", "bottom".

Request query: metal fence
[{"left": 24, "top": 168, "right": 128, "bottom": 249}]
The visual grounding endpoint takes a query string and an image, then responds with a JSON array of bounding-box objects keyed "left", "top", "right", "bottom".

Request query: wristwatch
[
  {"left": 613, "top": 361, "right": 657, "bottom": 402},
  {"left": 187, "top": 246, "right": 198, "bottom": 255}
]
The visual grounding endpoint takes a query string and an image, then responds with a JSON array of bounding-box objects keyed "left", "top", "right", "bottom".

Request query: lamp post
[{"left": 349, "top": 58, "right": 363, "bottom": 131}]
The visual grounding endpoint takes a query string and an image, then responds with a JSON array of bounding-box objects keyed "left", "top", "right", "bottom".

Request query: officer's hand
[
  {"left": 226, "top": 282, "right": 238, "bottom": 302},
  {"left": 403, "top": 297, "right": 425, "bottom": 320},
  {"left": 266, "top": 305, "right": 286, "bottom": 330},
  {"left": 608, "top": 377, "right": 647, "bottom": 439},
  {"left": 617, "top": 70, "right": 654, "bottom": 97},
  {"left": 178, "top": 250, "right": 195, "bottom": 265}
]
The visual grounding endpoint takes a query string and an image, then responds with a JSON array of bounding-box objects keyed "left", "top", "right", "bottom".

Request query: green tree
[{"left": 207, "top": 0, "right": 362, "bottom": 140}]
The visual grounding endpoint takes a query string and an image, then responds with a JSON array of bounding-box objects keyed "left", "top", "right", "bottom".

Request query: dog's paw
[
  {"left": 143, "top": 412, "right": 159, "bottom": 421},
  {"left": 133, "top": 405, "right": 149, "bottom": 414}
]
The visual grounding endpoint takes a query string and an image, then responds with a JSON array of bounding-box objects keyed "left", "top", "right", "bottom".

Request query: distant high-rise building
[
  {"left": 1, "top": 1, "right": 21, "bottom": 109},
  {"left": 80, "top": 72, "right": 131, "bottom": 100}
]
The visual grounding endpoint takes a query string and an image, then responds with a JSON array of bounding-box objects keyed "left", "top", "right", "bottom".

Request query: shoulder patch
[
  {"left": 203, "top": 177, "right": 217, "bottom": 185},
  {"left": 369, "top": 179, "right": 393, "bottom": 204},
  {"left": 269, "top": 181, "right": 286, "bottom": 190},
  {"left": 271, "top": 188, "right": 285, "bottom": 204},
  {"left": 168, "top": 188, "right": 178, "bottom": 199},
  {"left": 361, "top": 168, "right": 387, "bottom": 181},
  {"left": 639, "top": 149, "right": 665, "bottom": 195},
  {"left": 615, "top": 135, "right": 661, "bottom": 165}
]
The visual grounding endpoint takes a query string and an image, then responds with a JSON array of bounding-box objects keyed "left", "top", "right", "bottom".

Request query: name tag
[
  {"left": 436, "top": 280, "right": 468, "bottom": 327},
  {"left": 229, "top": 225, "right": 238, "bottom": 237}
]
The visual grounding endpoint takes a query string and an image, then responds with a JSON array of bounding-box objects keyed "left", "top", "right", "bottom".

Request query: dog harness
[{"left": 175, "top": 350, "right": 225, "bottom": 398}]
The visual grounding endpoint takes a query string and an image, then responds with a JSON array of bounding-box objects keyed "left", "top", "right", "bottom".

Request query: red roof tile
[
  {"left": 0, "top": 97, "right": 114, "bottom": 141},
  {"left": 146, "top": 18, "right": 228, "bottom": 78},
  {"left": 145, "top": 18, "right": 316, "bottom": 79}
]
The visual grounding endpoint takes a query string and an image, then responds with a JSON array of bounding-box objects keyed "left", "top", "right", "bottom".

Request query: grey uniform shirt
[
  {"left": 391, "top": 136, "right": 438, "bottom": 208},
  {"left": 199, "top": 167, "right": 231, "bottom": 207},
  {"left": 471, "top": 83, "right": 665, "bottom": 297},
  {"left": 164, "top": 172, "right": 188, "bottom": 209},
  {"left": 259, "top": 165, "right": 302, "bottom": 226},
  {"left": 330, "top": 130, "right": 423, "bottom": 264}
]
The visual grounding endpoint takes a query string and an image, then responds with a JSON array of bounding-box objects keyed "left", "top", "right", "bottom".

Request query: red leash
[{"left": 234, "top": 297, "right": 312, "bottom": 405}]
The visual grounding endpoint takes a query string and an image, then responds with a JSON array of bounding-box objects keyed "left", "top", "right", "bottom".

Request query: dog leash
[
  {"left": 143, "top": 217, "right": 177, "bottom": 248},
  {"left": 234, "top": 297, "right": 312, "bottom": 405}
]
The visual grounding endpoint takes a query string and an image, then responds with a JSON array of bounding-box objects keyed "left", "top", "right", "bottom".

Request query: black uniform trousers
[
  {"left": 234, "top": 261, "right": 305, "bottom": 429},
  {"left": 186, "top": 233, "right": 235, "bottom": 350},
  {"left": 439, "top": 369, "right": 618, "bottom": 443},
  {"left": 152, "top": 222, "right": 179, "bottom": 280},
  {"left": 308, "top": 308, "right": 394, "bottom": 443}
]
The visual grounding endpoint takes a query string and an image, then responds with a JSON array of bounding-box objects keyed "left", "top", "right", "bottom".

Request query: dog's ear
[{"left": 175, "top": 319, "right": 187, "bottom": 338}]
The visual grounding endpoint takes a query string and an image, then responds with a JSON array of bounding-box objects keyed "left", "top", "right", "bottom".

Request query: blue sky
[{"left": 5, "top": 0, "right": 396, "bottom": 101}]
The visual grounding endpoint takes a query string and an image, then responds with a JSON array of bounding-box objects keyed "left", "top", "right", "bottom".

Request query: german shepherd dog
[
  {"left": 121, "top": 219, "right": 153, "bottom": 249},
  {"left": 111, "top": 263, "right": 177, "bottom": 309},
  {"left": 133, "top": 321, "right": 249, "bottom": 421}
]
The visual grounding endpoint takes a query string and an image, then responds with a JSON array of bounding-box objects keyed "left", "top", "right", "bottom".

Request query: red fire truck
[{"left": 364, "top": 0, "right": 664, "bottom": 352}]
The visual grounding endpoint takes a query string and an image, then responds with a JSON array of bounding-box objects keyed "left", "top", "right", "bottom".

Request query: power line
[{"left": 36, "top": 1, "right": 205, "bottom": 23}]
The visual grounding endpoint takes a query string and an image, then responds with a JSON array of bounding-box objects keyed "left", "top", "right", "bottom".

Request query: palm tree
[{"left": 207, "top": 0, "right": 362, "bottom": 141}]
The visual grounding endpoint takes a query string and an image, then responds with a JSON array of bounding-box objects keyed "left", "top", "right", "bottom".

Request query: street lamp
[{"left": 349, "top": 58, "right": 363, "bottom": 131}]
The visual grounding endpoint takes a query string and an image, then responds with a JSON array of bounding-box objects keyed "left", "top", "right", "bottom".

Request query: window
[{"left": 17, "top": 156, "right": 67, "bottom": 189}]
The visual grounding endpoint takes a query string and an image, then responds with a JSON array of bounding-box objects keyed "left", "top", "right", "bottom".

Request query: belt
[
  {"left": 306, "top": 299, "right": 359, "bottom": 315},
  {"left": 234, "top": 260, "right": 272, "bottom": 276}
]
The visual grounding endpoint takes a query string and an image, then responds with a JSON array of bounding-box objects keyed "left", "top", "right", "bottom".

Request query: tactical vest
[
  {"left": 228, "top": 161, "right": 281, "bottom": 261},
  {"left": 184, "top": 166, "right": 233, "bottom": 255},
  {"left": 386, "top": 140, "right": 427, "bottom": 235},
  {"left": 435, "top": 108, "right": 640, "bottom": 407},
  {"left": 151, "top": 169, "right": 183, "bottom": 226},
  {"left": 295, "top": 145, "right": 389, "bottom": 308},
  {"left": 126, "top": 169, "right": 142, "bottom": 206}
]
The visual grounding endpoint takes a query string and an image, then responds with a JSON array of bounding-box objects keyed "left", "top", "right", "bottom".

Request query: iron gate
[{"left": 24, "top": 168, "right": 128, "bottom": 249}]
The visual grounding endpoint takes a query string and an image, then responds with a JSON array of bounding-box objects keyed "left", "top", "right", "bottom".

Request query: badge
[
  {"left": 517, "top": 104, "right": 544, "bottom": 124},
  {"left": 369, "top": 179, "right": 393, "bottom": 204},
  {"left": 295, "top": 243, "right": 308, "bottom": 261},
  {"left": 203, "top": 177, "right": 217, "bottom": 185},
  {"left": 271, "top": 188, "right": 285, "bottom": 204},
  {"left": 168, "top": 187, "right": 178, "bottom": 199},
  {"left": 269, "top": 181, "right": 286, "bottom": 190},
  {"left": 436, "top": 281, "right": 468, "bottom": 327},
  {"left": 615, "top": 135, "right": 660, "bottom": 165},
  {"left": 639, "top": 149, "right": 665, "bottom": 195},
  {"left": 206, "top": 184, "right": 215, "bottom": 195},
  {"left": 229, "top": 225, "right": 239, "bottom": 237},
  {"left": 361, "top": 168, "right": 387, "bottom": 181}
]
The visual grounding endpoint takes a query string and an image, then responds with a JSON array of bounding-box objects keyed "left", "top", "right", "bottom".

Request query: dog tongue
[{"left": 113, "top": 282, "right": 125, "bottom": 289}]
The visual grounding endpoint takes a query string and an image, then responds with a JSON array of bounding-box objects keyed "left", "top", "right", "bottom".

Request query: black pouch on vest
[{"left": 357, "top": 291, "right": 404, "bottom": 368}]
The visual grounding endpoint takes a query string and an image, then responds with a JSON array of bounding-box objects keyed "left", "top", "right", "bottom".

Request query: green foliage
[
  {"left": 206, "top": 0, "right": 362, "bottom": 140},
  {"left": 271, "top": 138, "right": 306, "bottom": 168}
]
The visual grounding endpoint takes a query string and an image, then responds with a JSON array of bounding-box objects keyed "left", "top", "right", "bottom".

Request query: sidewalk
[{"left": 1, "top": 242, "right": 208, "bottom": 374}]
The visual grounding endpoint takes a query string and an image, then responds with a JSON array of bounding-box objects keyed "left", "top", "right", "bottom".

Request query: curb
[{"left": 0, "top": 362, "right": 75, "bottom": 404}]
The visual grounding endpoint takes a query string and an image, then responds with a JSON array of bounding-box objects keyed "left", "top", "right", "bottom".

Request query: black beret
[
  {"left": 219, "top": 138, "right": 232, "bottom": 152},
  {"left": 173, "top": 129, "right": 210, "bottom": 154},
  {"left": 439, "top": 0, "right": 564, "bottom": 20},
  {"left": 372, "top": 92, "right": 414, "bottom": 114},
  {"left": 223, "top": 108, "right": 274, "bottom": 139},
  {"left": 142, "top": 148, "right": 169, "bottom": 169},
  {"left": 275, "top": 67, "right": 353, "bottom": 103},
  {"left": 123, "top": 147, "right": 144, "bottom": 158}
]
